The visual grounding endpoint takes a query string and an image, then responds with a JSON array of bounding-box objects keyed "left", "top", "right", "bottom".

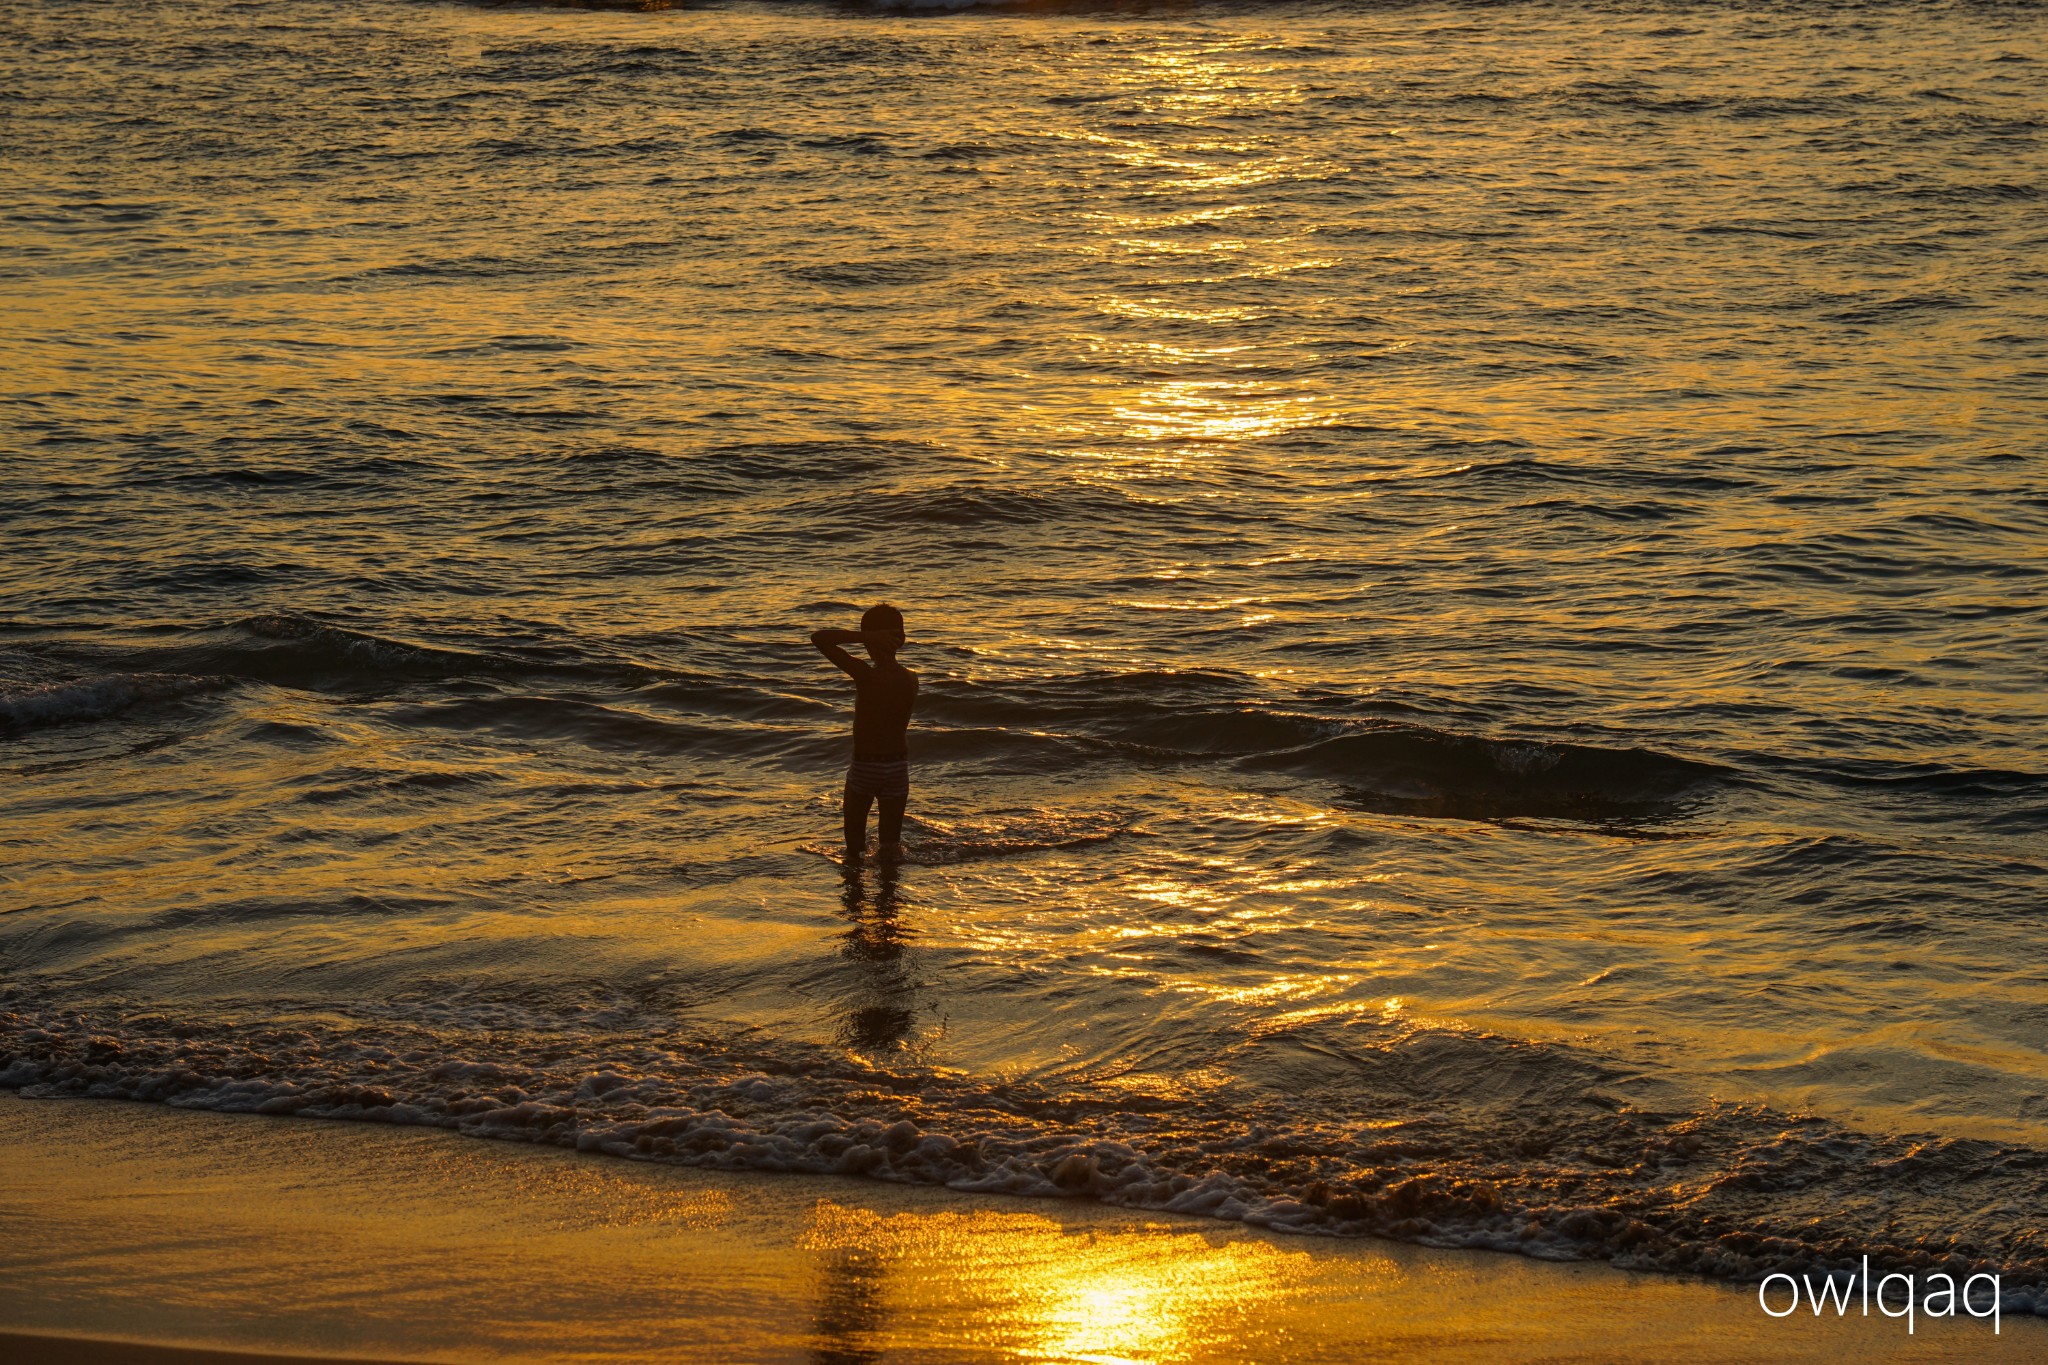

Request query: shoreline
[{"left": 4, "top": 1092, "right": 2039, "bottom": 1362}]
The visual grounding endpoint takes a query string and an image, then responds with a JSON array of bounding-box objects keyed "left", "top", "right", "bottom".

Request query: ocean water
[{"left": 4, "top": 0, "right": 2046, "bottom": 1306}]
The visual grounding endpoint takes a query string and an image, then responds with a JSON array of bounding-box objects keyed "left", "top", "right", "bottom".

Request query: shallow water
[{"left": 3, "top": 0, "right": 2046, "bottom": 1303}]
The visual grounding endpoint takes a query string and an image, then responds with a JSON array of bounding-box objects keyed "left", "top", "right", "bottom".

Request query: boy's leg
[
  {"left": 843, "top": 787, "right": 873, "bottom": 855},
  {"left": 877, "top": 795, "right": 907, "bottom": 854}
]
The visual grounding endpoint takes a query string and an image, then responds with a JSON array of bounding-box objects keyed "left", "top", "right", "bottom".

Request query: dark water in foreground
[{"left": 3, "top": 0, "right": 2045, "bottom": 1306}]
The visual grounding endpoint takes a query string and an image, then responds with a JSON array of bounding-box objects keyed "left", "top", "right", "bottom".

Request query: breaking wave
[
  {"left": 3, "top": 990, "right": 2042, "bottom": 1313},
  {"left": 0, "top": 672, "right": 232, "bottom": 733}
]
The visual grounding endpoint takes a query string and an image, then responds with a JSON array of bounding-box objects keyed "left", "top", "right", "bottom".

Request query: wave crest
[
  {"left": 1242, "top": 725, "right": 1720, "bottom": 820},
  {"left": 0, "top": 672, "right": 230, "bottom": 732}
]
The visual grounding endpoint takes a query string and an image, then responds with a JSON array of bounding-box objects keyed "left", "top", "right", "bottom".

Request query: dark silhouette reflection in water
[
  {"left": 809, "top": 868, "right": 913, "bottom": 1364},
  {"left": 809, "top": 1239, "right": 887, "bottom": 1365},
  {"left": 833, "top": 862, "right": 925, "bottom": 1054}
]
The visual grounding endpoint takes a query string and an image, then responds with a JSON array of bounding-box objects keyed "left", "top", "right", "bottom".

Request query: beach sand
[{"left": 1, "top": 1092, "right": 2033, "bottom": 1363}]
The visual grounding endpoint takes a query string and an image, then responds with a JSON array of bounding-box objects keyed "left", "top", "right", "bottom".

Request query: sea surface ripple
[{"left": 3, "top": 0, "right": 2046, "bottom": 1304}]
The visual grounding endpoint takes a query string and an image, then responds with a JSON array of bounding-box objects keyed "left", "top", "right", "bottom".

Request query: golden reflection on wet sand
[
  {"left": 802, "top": 1202, "right": 1315, "bottom": 1365},
  {"left": 5, "top": 1092, "right": 2027, "bottom": 1363}
]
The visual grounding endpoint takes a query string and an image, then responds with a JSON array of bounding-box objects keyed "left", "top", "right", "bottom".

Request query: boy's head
[{"left": 861, "top": 603, "right": 905, "bottom": 657}]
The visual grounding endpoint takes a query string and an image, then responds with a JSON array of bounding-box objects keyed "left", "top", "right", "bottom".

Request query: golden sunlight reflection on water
[
  {"left": 1030, "top": 37, "right": 1352, "bottom": 463},
  {"left": 8, "top": 0, "right": 2048, "bottom": 1301},
  {"left": 24, "top": 1092, "right": 1984, "bottom": 1364},
  {"left": 801, "top": 1201, "right": 1316, "bottom": 1365}
]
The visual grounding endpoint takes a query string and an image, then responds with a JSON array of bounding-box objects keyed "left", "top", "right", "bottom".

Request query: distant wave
[
  {"left": 1242, "top": 725, "right": 1723, "bottom": 820},
  {"left": 1760, "top": 752, "right": 2048, "bottom": 803},
  {"left": 389, "top": 692, "right": 825, "bottom": 761},
  {"left": 3, "top": 614, "right": 821, "bottom": 727},
  {"left": 0, "top": 672, "right": 231, "bottom": 733},
  {"left": 0, "top": 615, "right": 538, "bottom": 711},
  {"left": 235, "top": 611, "right": 505, "bottom": 684},
  {"left": 4, "top": 990, "right": 2042, "bottom": 1313},
  {"left": 227, "top": 613, "right": 827, "bottom": 721},
  {"left": 919, "top": 672, "right": 1721, "bottom": 821},
  {"left": 12, "top": 618, "right": 2024, "bottom": 831},
  {"left": 2, "top": 624, "right": 1724, "bottom": 825}
]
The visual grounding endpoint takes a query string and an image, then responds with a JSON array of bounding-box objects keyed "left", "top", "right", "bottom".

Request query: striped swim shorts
[{"left": 844, "top": 755, "right": 910, "bottom": 800}]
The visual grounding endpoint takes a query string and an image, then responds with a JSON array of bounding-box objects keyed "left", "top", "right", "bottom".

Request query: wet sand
[{"left": 2, "top": 1093, "right": 2037, "bottom": 1363}]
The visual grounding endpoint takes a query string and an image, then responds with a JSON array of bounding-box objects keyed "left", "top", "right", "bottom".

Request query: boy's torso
[{"left": 852, "top": 665, "right": 917, "bottom": 759}]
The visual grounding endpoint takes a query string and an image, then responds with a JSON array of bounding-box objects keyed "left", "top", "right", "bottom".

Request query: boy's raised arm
[{"left": 810, "top": 628, "right": 869, "bottom": 678}]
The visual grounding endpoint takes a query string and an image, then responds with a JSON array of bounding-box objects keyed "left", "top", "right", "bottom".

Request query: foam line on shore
[{"left": 5, "top": 1093, "right": 2037, "bottom": 1363}]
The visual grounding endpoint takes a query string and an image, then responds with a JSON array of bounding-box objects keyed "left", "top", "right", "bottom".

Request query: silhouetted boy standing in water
[{"left": 811, "top": 604, "right": 918, "bottom": 862}]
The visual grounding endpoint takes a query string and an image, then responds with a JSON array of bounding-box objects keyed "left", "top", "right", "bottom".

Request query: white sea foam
[{"left": 2, "top": 993, "right": 2042, "bottom": 1315}]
